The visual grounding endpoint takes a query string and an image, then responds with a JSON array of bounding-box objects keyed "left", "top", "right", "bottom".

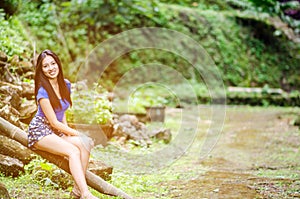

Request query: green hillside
[{"left": 0, "top": 0, "right": 299, "bottom": 91}]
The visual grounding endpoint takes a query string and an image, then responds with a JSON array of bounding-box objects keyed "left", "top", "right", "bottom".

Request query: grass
[
  {"left": 0, "top": 173, "right": 71, "bottom": 199},
  {"left": 0, "top": 156, "right": 198, "bottom": 199}
]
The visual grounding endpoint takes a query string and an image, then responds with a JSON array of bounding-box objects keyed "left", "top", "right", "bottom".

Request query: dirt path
[{"left": 159, "top": 106, "right": 300, "bottom": 198}]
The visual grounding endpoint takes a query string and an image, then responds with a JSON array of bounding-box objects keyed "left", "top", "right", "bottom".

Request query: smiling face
[{"left": 42, "top": 55, "right": 60, "bottom": 80}]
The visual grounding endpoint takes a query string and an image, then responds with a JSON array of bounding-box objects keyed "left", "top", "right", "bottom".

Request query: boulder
[
  {"left": 88, "top": 160, "right": 113, "bottom": 181},
  {"left": 16, "top": 61, "right": 34, "bottom": 75},
  {"left": 19, "top": 100, "right": 37, "bottom": 124},
  {"left": 0, "top": 154, "right": 24, "bottom": 177},
  {"left": 0, "top": 51, "right": 8, "bottom": 68},
  {"left": 113, "top": 114, "right": 152, "bottom": 146},
  {"left": 22, "top": 71, "right": 35, "bottom": 79},
  {"left": 112, "top": 114, "right": 172, "bottom": 146},
  {"left": 0, "top": 105, "right": 25, "bottom": 129},
  {"left": 11, "top": 91, "right": 21, "bottom": 110},
  {"left": 21, "top": 81, "right": 34, "bottom": 99},
  {"left": 9, "top": 55, "right": 19, "bottom": 66},
  {"left": 0, "top": 81, "right": 22, "bottom": 96},
  {"left": 0, "top": 81, "right": 22, "bottom": 109},
  {"left": 150, "top": 128, "right": 172, "bottom": 144}
]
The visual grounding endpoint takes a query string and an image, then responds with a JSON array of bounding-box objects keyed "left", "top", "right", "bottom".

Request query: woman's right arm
[{"left": 39, "top": 98, "right": 79, "bottom": 136}]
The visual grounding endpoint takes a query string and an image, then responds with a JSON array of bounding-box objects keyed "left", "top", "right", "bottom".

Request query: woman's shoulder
[
  {"left": 36, "top": 86, "right": 48, "bottom": 99},
  {"left": 64, "top": 79, "right": 71, "bottom": 85},
  {"left": 37, "top": 85, "right": 47, "bottom": 93},
  {"left": 64, "top": 79, "right": 71, "bottom": 86},
  {"left": 64, "top": 79, "right": 71, "bottom": 91}
]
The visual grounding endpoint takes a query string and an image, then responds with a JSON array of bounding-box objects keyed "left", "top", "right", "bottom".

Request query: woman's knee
[
  {"left": 67, "top": 145, "right": 81, "bottom": 159},
  {"left": 75, "top": 136, "right": 94, "bottom": 152}
]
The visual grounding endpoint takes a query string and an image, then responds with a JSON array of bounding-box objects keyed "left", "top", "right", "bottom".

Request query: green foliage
[
  {"left": 90, "top": 3, "right": 299, "bottom": 90},
  {"left": 247, "top": 0, "right": 278, "bottom": 12},
  {"left": 127, "top": 85, "right": 170, "bottom": 113},
  {"left": 0, "top": 173, "right": 71, "bottom": 198},
  {"left": 17, "top": 0, "right": 74, "bottom": 71},
  {"left": 66, "top": 86, "right": 113, "bottom": 124},
  {"left": 59, "top": 0, "right": 164, "bottom": 32},
  {"left": 24, "top": 155, "right": 73, "bottom": 189},
  {"left": 1, "top": 0, "right": 299, "bottom": 102},
  {"left": 160, "top": 0, "right": 233, "bottom": 10},
  {"left": 0, "top": 9, "right": 30, "bottom": 57}
]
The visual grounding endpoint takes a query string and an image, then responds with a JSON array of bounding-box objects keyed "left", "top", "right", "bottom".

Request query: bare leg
[
  {"left": 34, "top": 134, "right": 97, "bottom": 199},
  {"left": 62, "top": 135, "right": 93, "bottom": 196},
  {"left": 63, "top": 135, "right": 93, "bottom": 174}
]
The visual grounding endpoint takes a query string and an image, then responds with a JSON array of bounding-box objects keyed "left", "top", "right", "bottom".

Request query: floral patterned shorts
[{"left": 27, "top": 116, "right": 64, "bottom": 148}]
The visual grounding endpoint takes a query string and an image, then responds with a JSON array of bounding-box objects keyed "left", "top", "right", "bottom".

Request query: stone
[
  {"left": 112, "top": 114, "right": 172, "bottom": 146},
  {"left": 21, "top": 81, "right": 34, "bottom": 99},
  {"left": 88, "top": 159, "right": 113, "bottom": 181},
  {"left": 113, "top": 114, "right": 152, "bottom": 146},
  {"left": 18, "top": 61, "right": 34, "bottom": 73},
  {"left": 0, "top": 105, "right": 24, "bottom": 129},
  {"left": 10, "top": 90, "right": 21, "bottom": 110},
  {"left": 19, "top": 100, "right": 37, "bottom": 124},
  {"left": 0, "top": 154, "right": 24, "bottom": 177},
  {"left": 0, "top": 51, "right": 8, "bottom": 68},
  {"left": 0, "top": 81, "right": 22, "bottom": 96},
  {"left": 151, "top": 128, "right": 172, "bottom": 144},
  {"left": 294, "top": 115, "right": 300, "bottom": 126},
  {"left": 15, "top": 61, "right": 34, "bottom": 75},
  {"left": 9, "top": 55, "right": 19, "bottom": 66},
  {"left": 22, "top": 71, "right": 35, "bottom": 79}
]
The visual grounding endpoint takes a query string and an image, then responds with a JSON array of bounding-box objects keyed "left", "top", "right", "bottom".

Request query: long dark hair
[{"left": 34, "top": 49, "right": 72, "bottom": 110}]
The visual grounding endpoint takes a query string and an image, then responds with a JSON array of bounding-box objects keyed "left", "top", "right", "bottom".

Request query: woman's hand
[{"left": 77, "top": 133, "right": 95, "bottom": 152}]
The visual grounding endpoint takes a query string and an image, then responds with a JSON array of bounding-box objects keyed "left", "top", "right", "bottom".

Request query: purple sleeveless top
[{"left": 35, "top": 80, "right": 71, "bottom": 122}]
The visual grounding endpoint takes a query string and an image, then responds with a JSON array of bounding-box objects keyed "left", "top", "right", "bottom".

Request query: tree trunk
[{"left": 0, "top": 117, "right": 133, "bottom": 199}]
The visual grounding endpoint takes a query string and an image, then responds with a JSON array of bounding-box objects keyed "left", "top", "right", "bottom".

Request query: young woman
[{"left": 27, "top": 49, "right": 98, "bottom": 199}]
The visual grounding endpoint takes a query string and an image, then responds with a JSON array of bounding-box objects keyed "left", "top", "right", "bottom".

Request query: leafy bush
[
  {"left": 0, "top": 10, "right": 30, "bottom": 57},
  {"left": 66, "top": 87, "right": 113, "bottom": 125},
  {"left": 160, "top": 0, "right": 233, "bottom": 10},
  {"left": 3, "top": 0, "right": 300, "bottom": 94},
  {"left": 24, "top": 155, "right": 73, "bottom": 190},
  {"left": 128, "top": 91, "right": 168, "bottom": 113}
]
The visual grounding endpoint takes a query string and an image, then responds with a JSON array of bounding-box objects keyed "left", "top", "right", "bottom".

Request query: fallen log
[
  {"left": 0, "top": 117, "right": 133, "bottom": 199},
  {"left": 0, "top": 135, "right": 34, "bottom": 164}
]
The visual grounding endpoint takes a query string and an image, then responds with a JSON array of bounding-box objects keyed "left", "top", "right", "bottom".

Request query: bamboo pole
[{"left": 0, "top": 117, "right": 133, "bottom": 199}]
